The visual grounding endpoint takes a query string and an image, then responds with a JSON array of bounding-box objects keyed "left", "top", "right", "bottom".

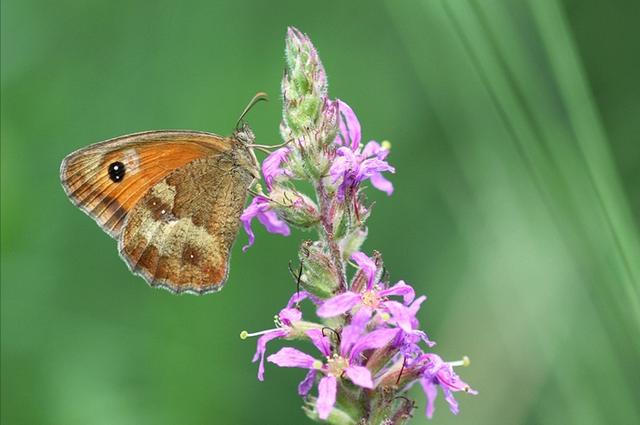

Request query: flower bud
[
  {"left": 285, "top": 27, "right": 327, "bottom": 98},
  {"left": 377, "top": 357, "right": 427, "bottom": 389},
  {"left": 269, "top": 187, "right": 320, "bottom": 228},
  {"left": 339, "top": 227, "right": 368, "bottom": 261},
  {"left": 298, "top": 240, "right": 341, "bottom": 299},
  {"left": 283, "top": 88, "right": 322, "bottom": 135},
  {"left": 317, "top": 98, "right": 339, "bottom": 147},
  {"left": 365, "top": 336, "right": 400, "bottom": 376},
  {"left": 282, "top": 27, "right": 327, "bottom": 138}
]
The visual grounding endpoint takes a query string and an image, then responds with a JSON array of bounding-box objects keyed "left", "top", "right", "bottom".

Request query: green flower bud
[
  {"left": 339, "top": 227, "right": 368, "bottom": 261},
  {"left": 269, "top": 187, "right": 320, "bottom": 228},
  {"left": 298, "top": 240, "right": 340, "bottom": 299}
]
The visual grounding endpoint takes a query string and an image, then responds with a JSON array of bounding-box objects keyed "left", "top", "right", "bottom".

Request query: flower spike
[{"left": 239, "top": 26, "right": 476, "bottom": 423}]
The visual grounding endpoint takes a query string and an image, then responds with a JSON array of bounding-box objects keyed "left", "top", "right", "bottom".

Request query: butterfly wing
[
  {"left": 60, "top": 130, "right": 231, "bottom": 237},
  {"left": 118, "top": 154, "right": 255, "bottom": 294}
]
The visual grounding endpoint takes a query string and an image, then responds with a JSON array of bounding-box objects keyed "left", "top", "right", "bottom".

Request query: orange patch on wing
[{"left": 61, "top": 131, "right": 232, "bottom": 236}]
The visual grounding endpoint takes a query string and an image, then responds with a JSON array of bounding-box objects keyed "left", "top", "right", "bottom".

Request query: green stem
[{"left": 315, "top": 178, "right": 347, "bottom": 292}]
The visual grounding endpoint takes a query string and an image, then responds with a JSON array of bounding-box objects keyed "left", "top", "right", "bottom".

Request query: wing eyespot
[{"left": 108, "top": 161, "right": 126, "bottom": 182}]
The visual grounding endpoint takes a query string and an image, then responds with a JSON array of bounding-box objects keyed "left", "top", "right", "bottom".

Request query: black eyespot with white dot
[{"left": 108, "top": 161, "right": 126, "bottom": 182}]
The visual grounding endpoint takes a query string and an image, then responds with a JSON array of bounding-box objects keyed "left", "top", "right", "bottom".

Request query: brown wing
[
  {"left": 118, "top": 153, "right": 254, "bottom": 294},
  {"left": 60, "top": 130, "right": 231, "bottom": 237}
]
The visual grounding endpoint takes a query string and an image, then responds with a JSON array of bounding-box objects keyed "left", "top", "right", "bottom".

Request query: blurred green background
[{"left": 2, "top": 0, "right": 639, "bottom": 424}]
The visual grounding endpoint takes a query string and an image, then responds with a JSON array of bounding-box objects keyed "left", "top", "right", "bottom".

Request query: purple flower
[
  {"left": 267, "top": 311, "right": 399, "bottom": 420},
  {"left": 240, "top": 196, "right": 290, "bottom": 251},
  {"left": 330, "top": 135, "right": 394, "bottom": 200},
  {"left": 241, "top": 292, "right": 311, "bottom": 381},
  {"left": 393, "top": 295, "right": 436, "bottom": 355},
  {"left": 419, "top": 354, "right": 477, "bottom": 418},
  {"left": 330, "top": 100, "right": 394, "bottom": 198},
  {"left": 361, "top": 141, "right": 394, "bottom": 195},
  {"left": 242, "top": 27, "right": 477, "bottom": 423},
  {"left": 317, "top": 252, "right": 415, "bottom": 327},
  {"left": 262, "top": 147, "right": 292, "bottom": 190}
]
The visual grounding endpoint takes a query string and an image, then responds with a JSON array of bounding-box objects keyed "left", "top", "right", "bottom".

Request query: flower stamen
[
  {"left": 448, "top": 355, "right": 470, "bottom": 368},
  {"left": 240, "top": 328, "right": 281, "bottom": 340},
  {"left": 327, "top": 354, "right": 350, "bottom": 377},
  {"left": 362, "top": 290, "right": 381, "bottom": 308}
]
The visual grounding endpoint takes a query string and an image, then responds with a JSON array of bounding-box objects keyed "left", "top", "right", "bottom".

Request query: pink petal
[
  {"left": 298, "top": 369, "right": 317, "bottom": 396},
  {"left": 257, "top": 209, "right": 291, "bottom": 236},
  {"left": 317, "top": 292, "right": 362, "bottom": 317},
  {"left": 379, "top": 280, "right": 415, "bottom": 304},
  {"left": 241, "top": 220, "right": 256, "bottom": 252},
  {"left": 335, "top": 100, "right": 361, "bottom": 150},
  {"left": 317, "top": 375, "right": 337, "bottom": 420},
  {"left": 278, "top": 307, "right": 302, "bottom": 326},
  {"left": 262, "top": 147, "right": 291, "bottom": 189},
  {"left": 370, "top": 172, "right": 394, "bottom": 196},
  {"left": 433, "top": 359, "right": 477, "bottom": 395},
  {"left": 286, "top": 290, "right": 310, "bottom": 308},
  {"left": 383, "top": 300, "right": 414, "bottom": 333},
  {"left": 345, "top": 365, "right": 374, "bottom": 389},
  {"left": 413, "top": 329, "right": 436, "bottom": 348},
  {"left": 351, "top": 306, "right": 373, "bottom": 328},
  {"left": 361, "top": 140, "right": 382, "bottom": 158},
  {"left": 267, "top": 347, "right": 316, "bottom": 369},
  {"left": 240, "top": 196, "right": 270, "bottom": 251},
  {"left": 349, "top": 328, "right": 399, "bottom": 362},
  {"left": 409, "top": 295, "right": 427, "bottom": 316},
  {"left": 360, "top": 158, "right": 395, "bottom": 176},
  {"left": 252, "top": 330, "right": 287, "bottom": 381},
  {"left": 306, "top": 328, "right": 332, "bottom": 357},
  {"left": 420, "top": 378, "right": 438, "bottom": 419},
  {"left": 351, "top": 252, "right": 377, "bottom": 289},
  {"left": 329, "top": 155, "right": 349, "bottom": 183},
  {"left": 339, "top": 312, "right": 369, "bottom": 358},
  {"left": 444, "top": 389, "right": 460, "bottom": 415}
]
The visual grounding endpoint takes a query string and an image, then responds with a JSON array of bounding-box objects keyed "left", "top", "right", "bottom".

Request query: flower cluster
[{"left": 240, "top": 27, "right": 476, "bottom": 424}]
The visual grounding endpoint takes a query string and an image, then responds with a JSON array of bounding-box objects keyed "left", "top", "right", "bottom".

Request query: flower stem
[{"left": 315, "top": 179, "right": 347, "bottom": 292}]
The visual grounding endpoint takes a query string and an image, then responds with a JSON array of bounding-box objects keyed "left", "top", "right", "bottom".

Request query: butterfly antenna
[
  {"left": 236, "top": 92, "right": 268, "bottom": 129},
  {"left": 247, "top": 138, "right": 294, "bottom": 151}
]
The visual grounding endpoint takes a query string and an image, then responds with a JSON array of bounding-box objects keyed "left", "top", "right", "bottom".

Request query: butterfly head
[
  {"left": 233, "top": 123, "right": 260, "bottom": 180},
  {"left": 233, "top": 121, "right": 256, "bottom": 145}
]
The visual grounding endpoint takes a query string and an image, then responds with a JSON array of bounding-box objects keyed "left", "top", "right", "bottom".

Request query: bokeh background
[{"left": 2, "top": 1, "right": 639, "bottom": 424}]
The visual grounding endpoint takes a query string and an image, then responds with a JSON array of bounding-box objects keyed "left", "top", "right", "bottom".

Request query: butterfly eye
[{"left": 108, "top": 161, "right": 126, "bottom": 182}]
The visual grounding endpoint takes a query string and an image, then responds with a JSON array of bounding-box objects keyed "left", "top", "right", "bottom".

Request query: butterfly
[{"left": 60, "top": 93, "right": 271, "bottom": 295}]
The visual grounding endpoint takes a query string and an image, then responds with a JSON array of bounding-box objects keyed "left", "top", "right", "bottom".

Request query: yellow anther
[
  {"left": 362, "top": 290, "right": 381, "bottom": 308},
  {"left": 462, "top": 356, "right": 470, "bottom": 367},
  {"left": 240, "top": 331, "right": 249, "bottom": 340},
  {"left": 255, "top": 183, "right": 264, "bottom": 194},
  {"left": 327, "top": 355, "right": 350, "bottom": 377},
  {"left": 380, "top": 312, "right": 391, "bottom": 321},
  {"left": 313, "top": 360, "right": 323, "bottom": 370},
  {"left": 381, "top": 140, "right": 392, "bottom": 150}
]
